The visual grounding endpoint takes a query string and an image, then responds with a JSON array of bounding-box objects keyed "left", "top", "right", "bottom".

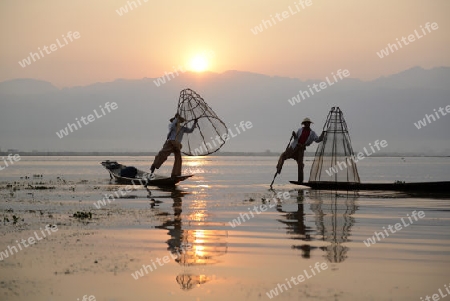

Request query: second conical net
[{"left": 309, "top": 107, "right": 360, "bottom": 183}]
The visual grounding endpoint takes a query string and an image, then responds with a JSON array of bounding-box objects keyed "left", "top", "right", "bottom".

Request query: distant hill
[
  {"left": 0, "top": 67, "right": 449, "bottom": 155},
  {"left": 0, "top": 78, "right": 59, "bottom": 95}
]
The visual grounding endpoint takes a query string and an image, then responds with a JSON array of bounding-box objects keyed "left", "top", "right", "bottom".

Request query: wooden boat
[
  {"left": 289, "top": 181, "right": 450, "bottom": 193},
  {"left": 101, "top": 160, "right": 193, "bottom": 187}
]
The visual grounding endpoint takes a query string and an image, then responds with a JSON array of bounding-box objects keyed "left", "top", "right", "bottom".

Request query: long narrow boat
[
  {"left": 101, "top": 160, "right": 193, "bottom": 187},
  {"left": 289, "top": 181, "right": 450, "bottom": 193}
]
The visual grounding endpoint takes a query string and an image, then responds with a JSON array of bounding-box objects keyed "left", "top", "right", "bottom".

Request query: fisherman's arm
[
  {"left": 292, "top": 128, "right": 302, "bottom": 139},
  {"left": 316, "top": 131, "right": 325, "bottom": 143},
  {"left": 184, "top": 119, "right": 198, "bottom": 133}
]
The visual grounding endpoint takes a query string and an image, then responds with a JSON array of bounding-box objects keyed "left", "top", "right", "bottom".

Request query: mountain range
[{"left": 0, "top": 66, "right": 449, "bottom": 155}]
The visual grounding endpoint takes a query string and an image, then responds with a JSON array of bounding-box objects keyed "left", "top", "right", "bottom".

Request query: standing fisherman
[
  {"left": 276, "top": 118, "right": 324, "bottom": 183},
  {"left": 150, "top": 113, "right": 197, "bottom": 178}
]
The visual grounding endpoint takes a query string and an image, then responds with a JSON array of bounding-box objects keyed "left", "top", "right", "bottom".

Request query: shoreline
[{"left": 1, "top": 152, "right": 448, "bottom": 157}]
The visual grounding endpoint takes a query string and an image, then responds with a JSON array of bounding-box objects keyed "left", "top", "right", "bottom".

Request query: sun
[{"left": 189, "top": 55, "right": 209, "bottom": 72}]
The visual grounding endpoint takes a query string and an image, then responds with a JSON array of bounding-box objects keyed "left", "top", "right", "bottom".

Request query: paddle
[{"left": 270, "top": 134, "right": 294, "bottom": 189}]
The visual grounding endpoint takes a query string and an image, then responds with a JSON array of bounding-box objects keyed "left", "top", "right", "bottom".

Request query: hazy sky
[{"left": 0, "top": 0, "right": 449, "bottom": 88}]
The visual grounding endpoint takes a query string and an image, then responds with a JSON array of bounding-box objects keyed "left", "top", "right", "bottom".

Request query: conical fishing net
[
  {"left": 176, "top": 88, "right": 228, "bottom": 156},
  {"left": 309, "top": 107, "right": 360, "bottom": 183}
]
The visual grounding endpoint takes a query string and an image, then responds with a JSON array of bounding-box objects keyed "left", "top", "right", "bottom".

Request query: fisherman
[
  {"left": 150, "top": 113, "right": 197, "bottom": 178},
  {"left": 276, "top": 118, "right": 324, "bottom": 183}
]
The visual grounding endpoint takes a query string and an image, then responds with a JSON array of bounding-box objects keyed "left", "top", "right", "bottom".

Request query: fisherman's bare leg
[
  {"left": 152, "top": 141, "right": 173, "bottom": 171},
  {"left": 276, "top": 147, "right": 294, "bottom": 174}
]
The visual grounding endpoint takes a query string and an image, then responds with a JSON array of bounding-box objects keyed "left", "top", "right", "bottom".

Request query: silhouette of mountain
[{"left": 0, "top": 67, "right": 449, "bottom": 154}]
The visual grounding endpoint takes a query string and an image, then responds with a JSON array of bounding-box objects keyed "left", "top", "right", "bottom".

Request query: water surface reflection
[
  {"left": 310, "top": 191, "right": 358, "bottom": 263},
  {"left": 153, "top": 189, "right": 228, "bottom": 290},
  {"left": 277, "top": 190, "right": 358, "bottom": 263}
]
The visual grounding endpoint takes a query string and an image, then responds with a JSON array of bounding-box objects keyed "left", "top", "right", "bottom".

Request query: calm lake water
[{"left": 0, "top": 156, "right": 449, "bottom": 301}]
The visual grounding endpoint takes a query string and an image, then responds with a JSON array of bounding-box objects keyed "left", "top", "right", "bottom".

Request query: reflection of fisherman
[
  {"left": 276, "top": 118, "right": 324, "bottom": 183},
  {"left": 155, "top": 194, "right": 185, "bottom": 258},
  {"left": 150, "top": 113, "right": 197, "bottom": 178},
  {"left": 276, "top": 192, "right": 314, "bottom": 258}
]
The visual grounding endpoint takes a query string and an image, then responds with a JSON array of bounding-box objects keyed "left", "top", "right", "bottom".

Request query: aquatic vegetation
[
  {"left": 2, "top": 212, "right": 23, "bottom": 225},
  {"left": 72, "top": 211, "right": 92, "bottom": 219},
  {"left": 26, "top": 185, "right": 56, "bottom": 190},
  {"left": 12, "top": 215, "right": 19, "bottom": 224}
]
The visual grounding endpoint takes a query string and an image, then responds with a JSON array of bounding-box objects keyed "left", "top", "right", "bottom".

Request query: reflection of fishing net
[
  {"left": 309, "top": 107, "right": 360, "bottom": 183},
  {"left": 176, "top": 229, "right": 228, "bottom": 266},
  {"left": 177, "top": 88, "right": 228, "bottom": 156},
  {"left": 176, "top": 274, "right": 211, "bottom": 290},
  {"left": 310, "top": 193, "right": 357, "bottom": 263}
]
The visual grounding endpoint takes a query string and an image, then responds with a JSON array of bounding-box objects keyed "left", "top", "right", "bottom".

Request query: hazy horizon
[
  {"left": 1, "top": 66, "right": 449, "bottom": 154},
  {"left": 0, "top": 1, "right": 449, "bottom": 155},
  {"left": 1, "top": 65, "right": 445, "bottom": 89}
]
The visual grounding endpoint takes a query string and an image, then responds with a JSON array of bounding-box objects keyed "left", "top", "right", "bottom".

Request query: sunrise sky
[{"left": 0, "top": 0, "right": 449, "bottom": 88}]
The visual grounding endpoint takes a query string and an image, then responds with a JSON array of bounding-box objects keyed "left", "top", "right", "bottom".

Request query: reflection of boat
[
  {"left": 290, "top": 181, "right": 450, "bottom": 193},
  {"left": 101, "top": 160, "right": 192, "bottom": 186}
]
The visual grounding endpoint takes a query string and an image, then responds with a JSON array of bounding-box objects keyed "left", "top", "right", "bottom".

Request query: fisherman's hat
[
  {"left": 301, "top": 117, "right": 313, "bottom": 125},
  {"left": 170, "top": 113, "right": 185, "bottom": 123}
]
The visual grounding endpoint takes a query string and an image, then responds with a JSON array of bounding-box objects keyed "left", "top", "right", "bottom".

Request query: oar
[{"left": 270, "top": 134, "right": 294, "bottom": 189}]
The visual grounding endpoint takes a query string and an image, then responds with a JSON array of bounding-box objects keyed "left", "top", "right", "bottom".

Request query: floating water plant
[{"left": 72, "top": 211, "right": 92, "bottom": 219}]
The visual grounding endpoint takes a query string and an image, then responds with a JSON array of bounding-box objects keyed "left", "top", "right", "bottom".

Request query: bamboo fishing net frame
[
  {"left": 176, "top": 89, "right": 228, "bottom": 156},
  {"left": 309, "top": 107, "right": 360, "bottom": 183}
]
